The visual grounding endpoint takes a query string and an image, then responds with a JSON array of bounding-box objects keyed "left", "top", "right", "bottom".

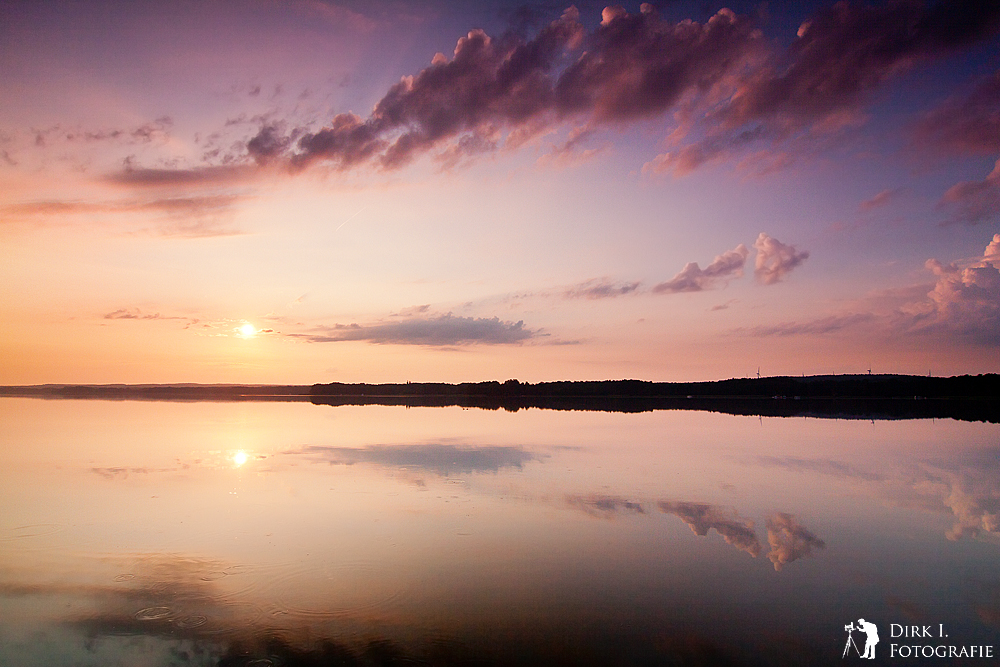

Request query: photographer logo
[{"left": 844, "top": 619, "right": 879, "bottom": 659}]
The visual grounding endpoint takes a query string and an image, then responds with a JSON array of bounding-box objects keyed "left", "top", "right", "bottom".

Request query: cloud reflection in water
[
  {"left": 288, "top": 443, "right": 540, "bottom": 476},
  {"left": 657, "top": 501, "right": 762, "bottom": 558}
]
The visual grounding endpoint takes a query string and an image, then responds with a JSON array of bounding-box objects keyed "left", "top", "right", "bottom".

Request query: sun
[
  {"left": 238, "top": 323, "right": 256, "bottom": 337},
  {"left": 232, "top": 450, "right": 249, "bottom": 467}
]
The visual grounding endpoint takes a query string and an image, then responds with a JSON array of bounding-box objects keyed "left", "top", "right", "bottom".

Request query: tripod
[{"left": 843, "top": 628, "right": 860, "bottom": 658}]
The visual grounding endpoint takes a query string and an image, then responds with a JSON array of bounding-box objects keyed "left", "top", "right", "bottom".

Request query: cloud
[
  {"left": 917, "top": 232, "right": 1000, "bottom": 343},
  {"left": 914, "top": 69, "right": 1000, "bottom": 156},
  {"left": 753, "top": 233, "right": 809, "bottom": 285},
  {"left": 719, "top": 1, "right": 1000, "bottom": 130},
  {"left": 928, "top": 470, "right": 1000, "bottom": 541},
  {"left": 765, "top": 513, "right": 825, "bottom": 571},
  {"left": 91, "top": 466, "right": 177, "bottom": 479},
  {"left": 292, "top": 443, "right": 538, "bottom": 475},
  {"left": 751, "top": 446, "right": 1000, "bottom": 546},
  {"left": 2, "top": 195, "right": 246, "bottom": 237},
  {"left": 103, "top": 308, "right": 182, "bottom": 321},
  {"left": 657, "top": 500, "right": 761, "bottom": 557},
  {"left": 653, "top": 243, "right": 749, "bottom": 294},
  {"left": 859, "top": 447, "right": 1000, "bottom": 542},
  {"left": 938, "top": 158, "right": 1000, "bottom": 225},
  {"left": 567, "top": 494, "right": 645, "bottom": 518},
  {"left": 246, "top": 123, "right": 298, "bottom": 165},
  {"left": 711, "top": 299, "right": 737, "bottom": 311},
  {"left": 563, "top": 278, "right": 641, "bottom": 299},
  {"left": 105, "top": 163, "right": 255, "bottom": 189},
  {"left": 102, "top": 308, "right": 201, "bottom": 328},
  {"left": 737, "top": 233, "right": 1000, "bottom": 345},
  {"left": 646, "top": 0, "right": 1000, "bottom": 176},
  {"left": 241, "top": 6, "right": 761, "bottom": 172},
  {"left": 28, "top": 118, "right": 173, "bottom": 149},
  {"left": 755, "top": 455, "right": 887, "bottom": 482},
  {"left": 90, "top": 3, "right": 995, "bottom": 180},
  {"left": 289, "top": 313, "right": 537, "bottom": 345},
  {"left": 3, "top": 195, "right": 241, "bottom": 218},
  {"left": 553, "top": 6, "right": 760, "bottom": 123},
  {"left": 737, "top": 312, "right": 877, "bottom": 337},
  {"left": 859, "top": 188, "right": 904, "bottom": 212},
  {"left": 283, "top": 7, "right": 589, "bottom": 170}
]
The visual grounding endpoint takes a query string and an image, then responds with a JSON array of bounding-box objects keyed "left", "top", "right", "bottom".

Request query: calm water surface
[{"left": 1, "top": 398, "right": 999, "bottom": 665}]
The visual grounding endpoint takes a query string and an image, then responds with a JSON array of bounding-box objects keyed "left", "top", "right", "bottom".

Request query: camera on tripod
[{"left": 845, "top": 622, "right": 857, "bottom": 632}]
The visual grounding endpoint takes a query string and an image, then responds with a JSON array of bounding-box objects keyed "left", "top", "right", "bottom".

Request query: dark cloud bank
[{"left": 230, "top": 0, "right": 1000, "bottom": 176}]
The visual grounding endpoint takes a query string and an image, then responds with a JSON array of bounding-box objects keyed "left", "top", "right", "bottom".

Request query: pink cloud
[
  {"left": 918, "top": 233, "right": 1000, "bottom": 343},
  {"left": 753, "top": 233, "right": 809, "bottom": 285}
]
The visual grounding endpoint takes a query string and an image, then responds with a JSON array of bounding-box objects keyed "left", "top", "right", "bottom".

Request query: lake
[{"left": 1, "top": 398, "right": 998, "bottom": 665}]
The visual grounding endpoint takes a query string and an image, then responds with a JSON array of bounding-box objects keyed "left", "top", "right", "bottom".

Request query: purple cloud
[
  {"left": 238, "top": 5, "right": 762, "bottom": 173},
  {"left": 106, "top": 163, "right": 255, "bottom": 189},
  {"left": 564, "top": 278, "right": 641, "bottom": 299},
  {"left": 859, "top": 188, "right": 904, "bottom": 212},
  {"left": 646, "top": 0, "right": 1000, "bottom": 176},
  {"left": 738, "top": 313, "right": 877, "bottom": 337},
  {"left": 289, "top": 313, "right": 536, "bottom": 346},
  {"left": 938, "top": 158, "right": 1000, "bottom": 225},
  {"left": 653, "top": 243, "right": 749, "bottom": 294},
  {"left": 914, "top": 69, "right": 1000, "bottom": 156}
]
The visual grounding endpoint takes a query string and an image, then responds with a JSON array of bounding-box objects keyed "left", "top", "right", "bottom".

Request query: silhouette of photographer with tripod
[{"left": 844, "top": 619, "right": 879, "bottom": 659}]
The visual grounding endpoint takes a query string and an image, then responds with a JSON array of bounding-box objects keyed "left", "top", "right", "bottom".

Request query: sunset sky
[{"left": 2, "top": 0, "right": 999, "bottom": 384}]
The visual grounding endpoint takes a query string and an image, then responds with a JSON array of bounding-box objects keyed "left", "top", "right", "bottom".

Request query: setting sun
[
  {"left": 232, "top": 450, "right": 248, "bottom": 467},
  {"left": 238, "top": 324, "right": 256, "bottom": 338}
]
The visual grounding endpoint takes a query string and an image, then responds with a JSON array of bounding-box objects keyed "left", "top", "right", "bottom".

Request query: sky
[{"left": 1, "top": 0, "right": 999, "bottom": 384}]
